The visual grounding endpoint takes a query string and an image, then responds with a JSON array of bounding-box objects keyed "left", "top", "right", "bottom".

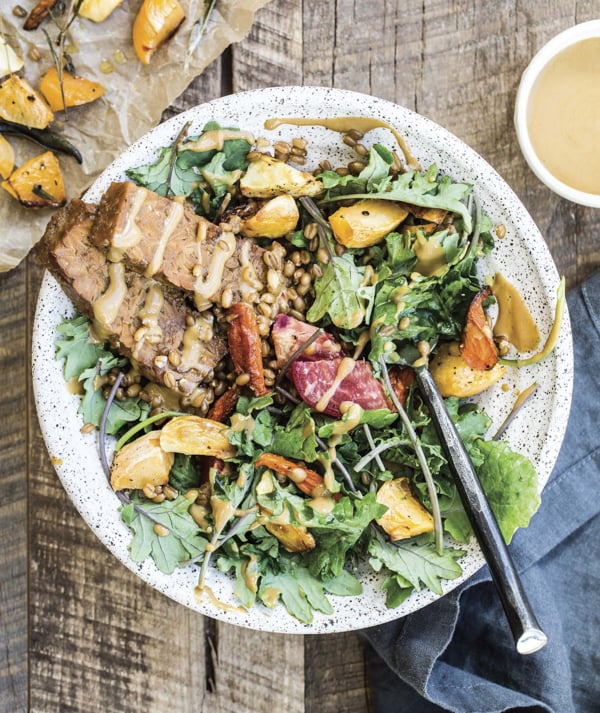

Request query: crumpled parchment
[{"left": 0, "top": 0, "right": 271, "bottom": 271}]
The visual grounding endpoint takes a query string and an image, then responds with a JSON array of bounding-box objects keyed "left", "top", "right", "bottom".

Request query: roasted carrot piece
[
  {"left": 227, "top": 302, "right": 268, "bottom": 396},
  {"left": 207, "top": 386, "right": 240, "bottom": 423},
  {"left": 388, "top": 366, "right": 414, "bottom": 408},
  {"left": 255, "top": 453, "right": 338, "bottom": 499},
  {"left": 460, "top": 286, "right": 499, "bottom": 370}
]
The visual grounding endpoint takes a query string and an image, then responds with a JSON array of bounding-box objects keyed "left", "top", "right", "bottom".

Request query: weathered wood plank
[
  {"left": 231, "top": 0, "right": 303, "bottom": 91},
  {"left": 0, "top": 262, "right": 28, "bottom": 713},
  {"left": 205, "top": 627, "right": 304, "bottom": 713},
  {"left": 305, "top": 632, "right": 371, "bottom": 713}
]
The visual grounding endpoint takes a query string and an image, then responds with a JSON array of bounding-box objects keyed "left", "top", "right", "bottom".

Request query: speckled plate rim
[{"left": 32, "top": 86, "right": 573, "bottom": 634}]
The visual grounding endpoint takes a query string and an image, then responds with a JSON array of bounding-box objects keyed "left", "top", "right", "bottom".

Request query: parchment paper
[{"left": 0, "top": 0, "right": 271, "bottom": 271}]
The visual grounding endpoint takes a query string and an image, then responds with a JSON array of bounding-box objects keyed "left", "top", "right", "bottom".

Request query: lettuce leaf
[
  {"left": 368, "top": 532, "right": 463, "bottom": 597},
  {"left": 121, "top": 495, "right": 208, "bottom": 574},
  {"left": 473, "top": 439, "right": 541, "bottom": 543},
  {"left": 306, "top": 253, "right": 375, "bottom": 330}
]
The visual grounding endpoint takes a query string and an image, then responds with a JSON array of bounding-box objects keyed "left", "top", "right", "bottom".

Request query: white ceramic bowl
[
  {"left": 33, "top": 87, "right": 573, "bottom": 634},
  {"left": 514, "top": 20, "right": 600, "bottom": 207}
]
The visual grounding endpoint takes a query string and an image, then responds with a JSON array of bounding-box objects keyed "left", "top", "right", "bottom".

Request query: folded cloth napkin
[{"left": 362, "top": 270, "right": 600, "bottom": 713}]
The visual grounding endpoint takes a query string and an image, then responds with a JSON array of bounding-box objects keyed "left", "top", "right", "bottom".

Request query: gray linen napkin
[{"left": 362, "top": 271, "right": 600, "bottom": 713}]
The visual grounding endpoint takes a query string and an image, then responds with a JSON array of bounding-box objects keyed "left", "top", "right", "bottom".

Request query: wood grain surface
[{"left": 1, "top": 1, "right": 599, "bottom": 711}]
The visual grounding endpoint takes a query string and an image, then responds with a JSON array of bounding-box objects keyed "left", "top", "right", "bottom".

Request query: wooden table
[{"left": 2, "top": 1, "right": 598, "bottom": 711}]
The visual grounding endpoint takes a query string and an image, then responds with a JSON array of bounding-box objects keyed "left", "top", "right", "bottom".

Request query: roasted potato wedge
[
  {"left": 429, "top": 342, "right": 506, "bottom": 398},
  {"left": 376, "top": 477, "right": 434, "bottom": 540},
  {"left": 240, "top": 154, "right": 324, "bottom": 198},
  {"left": 240, "top": 194, "right": 300, "bottom": 238},
  {"left": 0, "top": 135, "right": 14, "bottom": 179},
  {"left": 132, "top": 0, "right": 186, "bottom": 65},
  {"left": 40, "top": 67, "right": 105, "bottom": 112},
  {"left": 329, "top": 199, "right": 409, "bottom": 248},
  {"left": 110, "top": 430, "right": 173, "bottom": 491},
  {"left": 78, "top": 0, "right": 125, "bottom": 22},
  {"left": 2, "top": 150, "right": 66, "bottom": 208},
  {"left": 0, "top": 74, "right": 54, "bottom": 129},
  {"left": 159, "top": 415, "right": 236, "bottom": 458}
]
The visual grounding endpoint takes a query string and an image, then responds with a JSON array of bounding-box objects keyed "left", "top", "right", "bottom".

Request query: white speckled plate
[{"left": 32, "top": 87, "right": 573, "bottom": 634}]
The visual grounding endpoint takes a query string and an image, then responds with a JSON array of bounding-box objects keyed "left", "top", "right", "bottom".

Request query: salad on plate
[{"left": 33, "top": 113, "right": 564, "bottom": 625}]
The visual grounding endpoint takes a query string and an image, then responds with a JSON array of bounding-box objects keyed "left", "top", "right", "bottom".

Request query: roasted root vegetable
[
  {"left": 0, "top": 75, "right": 54, "bottom": 129},
  {"left": 264, "top": 521, "right": 316, "bottom": 553},
  {"left": 328, "top": 199, "right": 409, "bottom": 248},
  {"left": 132, "top": 0, "right": 186, "bottom": 65},
  {"left": 255, "top": 453, "right": 332, "bottom": 499},
  {"left": 240, "top": 154, "right": 324, "bottom": 198},
  {"left": 207, "top": 386, "right": 241, "bottom": 423},
  {"left": 240, "top": 194, "right": 300, "bottom": 238},
  {"left": 405, "top": 205, "right": 448, "bottom": 224},
  {"left": 460, "top": 286, "right": 499, "bottom": 370},
  {"left": 159, "top": 415, "right": 236, "bottom": 458},
  {"left": 227, "top": 302, "right": 268, "bottom": 396},
  {"left": 376, "top": 477, "right": 434, "bottom": 540},
  {"left": 0, "top": 135, "right": 14, "bottom": 179},
  {"left": 78, "top": 0, "right": 125, "bottom": 22},
  {"left": 40, "top": 67, "right": 105, "bottom": 112},
  {"left": 388, "top": 366, "right": 414, "bottom": 408},
  {"left": 110, "top": 430, "right": 173, "bottom": 491},
  {"left": 429, "top": 342, "right": 506, "bottom": 398},
  {"left": 0, "top": 38, "right": 24, "bottom": 78},
  {"left": 2, "top": 150, "right": 66, "bottom": 208}
]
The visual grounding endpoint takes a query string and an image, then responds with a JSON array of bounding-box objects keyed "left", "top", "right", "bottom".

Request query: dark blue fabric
[{"left": 362, "top": 271, "right": 600, "bottom": 713}]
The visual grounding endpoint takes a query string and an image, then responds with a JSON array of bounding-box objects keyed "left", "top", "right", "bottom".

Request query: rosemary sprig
[
  {"left": 185, "top": 0, "right": 218, "bottom": 72},
  {"left": 43, "top": 0, "right": 84, "bottom": 120},
  {"left": 32, "top": 183, "right": 56, "bottom": 201}
]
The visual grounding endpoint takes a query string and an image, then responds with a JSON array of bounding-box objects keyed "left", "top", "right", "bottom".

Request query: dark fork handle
[{"left": 415, "top": 368, "right": 547, "bottom": 654}]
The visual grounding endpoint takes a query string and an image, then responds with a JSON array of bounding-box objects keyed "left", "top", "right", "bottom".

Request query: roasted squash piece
[
  {"left": 0, "top": 135, "right": 15, "bottom": 179},
  {"left": 429, "top": 342, "right": 506, "bottom": 398},
  {"left": 264, "top": 521, "right": 316, "bottom": 553},
  {"left": 240, "top": 154, "right": 324, "bottom": 198},
  {"left": 159, "top": 415, "right": 236, "bottom": 458},
  {"left": 240, "top": 194, "right": 300, "bottom": 238},
  {"left": 132, "top": 0, "right": 186, "bottom": 65},
  {"left": 0, "top": 74, "right": 54, "bottom": 129},
  {"left": 39, "top": 66, "right": 105, "bottom": 112},
  {"left": 0, "top": 38, "right": 24, "bottom": 78},
  {"left": 376, "top": 477, "right": 434, "bottom": 540},
  {"left": 110, "top": 430, "right": 173, "bottom": 491},
  {"left": 2, "top": 151, "right": 66, "bottom": 208},
  {"left": 329, "top": 199, "right": 409, "bottom": 248},
  {"left": 78, "top": 0, "right": 125, "bottom": 22}
]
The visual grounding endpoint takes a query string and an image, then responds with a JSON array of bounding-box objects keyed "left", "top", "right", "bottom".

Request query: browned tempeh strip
[
  {"left": 33, "top": 199, "right": 227, "bottom": 399},
  {"left": 89, "top": 181, "right": 268, "bottom": 307}
]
